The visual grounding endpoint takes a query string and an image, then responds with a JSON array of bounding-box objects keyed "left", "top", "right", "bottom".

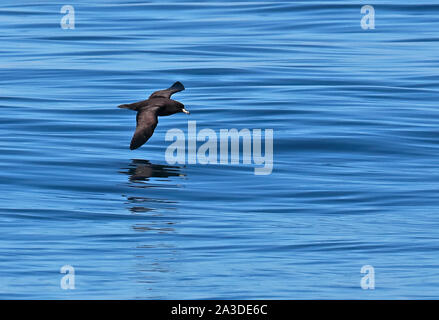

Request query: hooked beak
[{"left": 182, "top": 108, "right": 190, "bottom": 114}]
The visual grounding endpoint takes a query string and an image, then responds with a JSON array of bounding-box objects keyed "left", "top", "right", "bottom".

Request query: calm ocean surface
[{"left": 1, "top": 0, "right": 439, "bottom": 299}]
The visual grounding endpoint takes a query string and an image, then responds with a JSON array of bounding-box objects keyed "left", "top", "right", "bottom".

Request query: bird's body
[{"left": 118, "top": 81, "right": 188, "bottom": 150}]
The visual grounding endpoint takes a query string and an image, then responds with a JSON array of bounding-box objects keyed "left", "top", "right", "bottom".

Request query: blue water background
[{"left": 1, "top": 1, "right": 439, "bottom": 299}]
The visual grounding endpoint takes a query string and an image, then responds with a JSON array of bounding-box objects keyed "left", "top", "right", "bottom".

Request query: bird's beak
[{"left": 182, "top": 108, "right": 190, "bottom": 114}]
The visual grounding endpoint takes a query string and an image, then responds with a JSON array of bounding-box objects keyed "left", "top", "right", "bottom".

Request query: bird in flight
[{"left": 118, "top": 81, "right": 189, "bottom": 150}]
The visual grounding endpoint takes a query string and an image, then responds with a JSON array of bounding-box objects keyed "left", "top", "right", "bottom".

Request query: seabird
[{"left": 118, "top": 81, "right": 189, "bottom": 150}]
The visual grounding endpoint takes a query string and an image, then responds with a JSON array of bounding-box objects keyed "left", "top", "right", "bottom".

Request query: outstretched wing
[
  {"left": 149, "top": 81, "right": 185, "bottom": 99},
  {"left": 130, "top": 109, "right": 158, "bottom": 150}
]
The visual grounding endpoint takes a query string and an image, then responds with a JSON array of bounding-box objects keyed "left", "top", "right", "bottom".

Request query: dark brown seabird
[{"left": 118, "top": 81, "right": 189, "bottom": 150}]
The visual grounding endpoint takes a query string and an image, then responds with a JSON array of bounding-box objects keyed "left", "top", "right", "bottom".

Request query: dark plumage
[{"left": 118, "top": 81, "right": 189, "bottom": 150}]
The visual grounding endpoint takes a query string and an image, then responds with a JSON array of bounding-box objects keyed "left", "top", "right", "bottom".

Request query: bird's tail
[{"left": 118, "top": 102, "right": 140, "bottom": 111}]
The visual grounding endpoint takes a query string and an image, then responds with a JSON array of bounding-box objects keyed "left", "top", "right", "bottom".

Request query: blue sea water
[{"left": 1, "top": 0, "right": 439, "bottom": 299}]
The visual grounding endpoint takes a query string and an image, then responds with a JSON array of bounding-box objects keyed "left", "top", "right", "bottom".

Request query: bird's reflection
[
  {"left": 119, "top": 159, "right": 185, "bottom": 291},
  {"left": 121, "top": 159, "right": 183, "bottom": 183},
  {"left": 119, "top": 159, "right": 185, "bottom": 215}
]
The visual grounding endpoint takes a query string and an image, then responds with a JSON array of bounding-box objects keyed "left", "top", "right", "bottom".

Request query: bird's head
[
  {"left": 158, "top": 101, "right": 190, "bottom": 116},
  {"left": 179, "top": 102, "right": 190, "bottom": 114}
]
